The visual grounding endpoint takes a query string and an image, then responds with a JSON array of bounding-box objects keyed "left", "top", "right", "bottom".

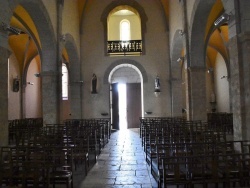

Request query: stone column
[
  {"left": 228, "top": 32, "right": 250, "bottom": 141},
  {"left": 188, "top": 67, "right": 207, "bottom": 121},
  {"left": 0, "top": 46, "right": 10, "bottom": 146},
  {"left": 41, "top": 71, "right": 60, "bottom": 125},
  {"left": 171, "top": 79, "right": 183, "bottom": 117}
]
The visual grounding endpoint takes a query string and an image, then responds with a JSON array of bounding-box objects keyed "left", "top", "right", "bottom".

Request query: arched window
[
  {"left": 62, "top": 63, "right": 68, "bottom": 100},
  {"left": 106, "top": 6, "right": 143, "bottom": 55},
  {"left": 120, "top": 19, "right": 130, "bottom": 41}
]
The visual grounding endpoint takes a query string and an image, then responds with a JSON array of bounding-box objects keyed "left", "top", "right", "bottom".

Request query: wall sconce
[
  {"left": 27, "top": 82, "right": 34, "bottom": 85},
  {"left": 154, "top": 75, "right": 161, "bottom": 97},
  {"left": 34, "top": 73, "right": 41, "bottom": 77},
  {"left": 60, "top": 34, "right": 66, "bottom": 42},
  {"left": 214, "top": 13, "right": 230, "bottom": 26},
  {"left": 207, "top": 68, "right": 213, "bottom": 73},
  {"left": 178, "top": 29, "right": 185, "bottom": 36},
  {"left": 221, "top": 75, "right": 228, "bottom": 79},
  {"left": 177, "top": 57, "right": 184, "bottom": 63}
]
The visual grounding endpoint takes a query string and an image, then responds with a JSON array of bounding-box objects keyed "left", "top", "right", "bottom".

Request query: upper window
[
  {"left": 107, "top": 7, "right": 142, "bottom": 55},
  {"left": 120, "top": 19, "right": 130, "bottom": 41},
  {"left": 62, "top": 63, "right": 68, "bottom": 100}
]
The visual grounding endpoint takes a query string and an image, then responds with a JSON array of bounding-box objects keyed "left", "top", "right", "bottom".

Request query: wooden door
[
  {"left": 111, "top": 83, "right": 119, "bottom": 130},
  {"left": 126, "top": 83, "right": 141, "bottom": 128}
]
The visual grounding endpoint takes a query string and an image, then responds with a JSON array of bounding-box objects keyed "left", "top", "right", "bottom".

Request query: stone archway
[
  {"left": 103, "top": 59, "right": 148, "bottom": 84},
  {"left": 187, "top": 0, "right": 216, "bottom": 120},
  {"left": 63, "top": 33, "right": 81, "bottom": 119},
  {"left": 107, "top": 62, "right": 143, "bottom": 130},
  {"left": 8, "top": 0, "right": 58, "bottom": 124}
]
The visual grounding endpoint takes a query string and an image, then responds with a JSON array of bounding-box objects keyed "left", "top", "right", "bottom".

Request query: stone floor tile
[{"left": 77, "top": 128, "right": 156, "bottom": 188}]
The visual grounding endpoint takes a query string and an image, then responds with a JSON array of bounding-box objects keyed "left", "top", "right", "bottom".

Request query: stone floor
[{"left": 75, "top": 128, "right": 158, "bottom": 188}]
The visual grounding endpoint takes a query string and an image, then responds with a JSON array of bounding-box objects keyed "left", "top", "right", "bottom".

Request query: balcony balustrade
[{"left": 107, "top": 40, "right": 142, "bottom": 55}]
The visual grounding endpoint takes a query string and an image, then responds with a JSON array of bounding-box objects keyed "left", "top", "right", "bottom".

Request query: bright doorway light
[{"left": 118, "top": 83, "right": 127, "bottom": 130}]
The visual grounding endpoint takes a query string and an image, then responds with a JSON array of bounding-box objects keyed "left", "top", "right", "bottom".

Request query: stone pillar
[
  {"left": 188, "top": 67, "right": 207, "bottom": 121},
  {"left": 41, "top": 71, "right": 60, "bottom": 125},
  {"left": 228, "top": 32, "right": 250, "bottom": 141},
  {"left": 171, "top": 79, "right": 183, "bottom": 117},
  {"left": 0, "top": 46, "right": 10, "bottom": 146}
]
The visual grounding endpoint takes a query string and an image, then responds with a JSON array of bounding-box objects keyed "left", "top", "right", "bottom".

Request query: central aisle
[{"left": 78, "top": 128, "right": 157, "bottom": 188}]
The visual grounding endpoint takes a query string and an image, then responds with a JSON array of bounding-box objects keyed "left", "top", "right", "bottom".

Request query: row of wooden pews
[
  {"left": 1, "top": 118, "right": 111, "bottom": 187},
  {"left": 140, "top": 116, "right": 250, "bottom": 188}
]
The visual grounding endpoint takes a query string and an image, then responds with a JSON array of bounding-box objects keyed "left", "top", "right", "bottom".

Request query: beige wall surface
[
  {"left": 81, "top": 0, "right": 170, "bottom": 118},
  {"left": 108, "top": 14, "right": 141, "bottom": 40}
]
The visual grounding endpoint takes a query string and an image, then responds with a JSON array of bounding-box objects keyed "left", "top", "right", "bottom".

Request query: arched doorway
[{"left": 108, "top": 64, "right": 143, "bottom": 130}]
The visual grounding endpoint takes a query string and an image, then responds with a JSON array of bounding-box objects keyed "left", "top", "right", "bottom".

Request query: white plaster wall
[
  {"left": 214, "top": 53, "right": 230, "bottom": 112},
  {"left": 81, "top": 0, "right": 170, "bottom": 118},
  {"left": 25, "top": 58, "right": 42, "bottom": 118},
  {"left": 8, "top": 54, "right": 21, "bottom": 120}
]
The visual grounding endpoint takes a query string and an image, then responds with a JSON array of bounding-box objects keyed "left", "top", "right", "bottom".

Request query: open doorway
[
  {"left": 109, "top": 64, "right": 143, "bottom": 130},
  {"left": 118, "top": 83, "right": 127, "bottom": 130}
]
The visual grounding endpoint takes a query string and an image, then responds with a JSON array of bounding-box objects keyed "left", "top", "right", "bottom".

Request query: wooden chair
[
  {"left": 48, "top": 147, "right": 74, "bottom": 188},
  {"left": 161, "top": 156, "right": 189, "bottom": 188}
]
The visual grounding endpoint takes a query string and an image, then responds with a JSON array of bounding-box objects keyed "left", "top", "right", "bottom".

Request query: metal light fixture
[
  {"left": 221, "top": 75, "right": 228, "bottom": 79},
  {"left": 1, "top": 22, "right": 22, "bottom": 35},
  {"left": 214, "top": 13, "right": 230, "bottom": 26},
  {"left": 178, "top": 29, "right": 185, "bottom": 36},
  {"left": 207, "top": 68, "right": 213, "bottom": 73},
  {"left": 27, "top": 82, "right": 34, "bottom": 85},
  {"left": 177, "top": 57, "right": 184, "bottom": 63},
  {"left": 34, "top": 73, "right": 41, "bottom": 77}
]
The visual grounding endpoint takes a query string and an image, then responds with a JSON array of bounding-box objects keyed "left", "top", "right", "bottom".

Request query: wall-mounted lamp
[
  {"left": 34, "top": 73, "right": 41, "bottom": 77},
  {"left": 178, "top": 29, "right": 185, "bottom": 36},
  {"left": 207, "top": 68, "right": 213, "bottom": 73},
  {"left": 154, "top": 75, "right": 161, "bottom": 97},
  {"left": 1, "top": 22, "right": 22, "bottom": 35},
  {"left": 214, "top": 13, "right": 230, "bottom": 26},
  {"left": 60, "top": 34, "right": 66, "bottom": 42},
  {"left": 221, "top": 75, "right": 228, "bottom": 79},
  {"left": 27, "top": 82, "right": 34, "bottom": 85},
  {"left": 177, "top": 57, "right": 184, "bottom": 63}
]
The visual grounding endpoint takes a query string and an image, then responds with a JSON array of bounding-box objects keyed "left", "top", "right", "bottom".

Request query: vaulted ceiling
[{"left": 7, "top": 0, "right": 227, "bottom": 75}]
